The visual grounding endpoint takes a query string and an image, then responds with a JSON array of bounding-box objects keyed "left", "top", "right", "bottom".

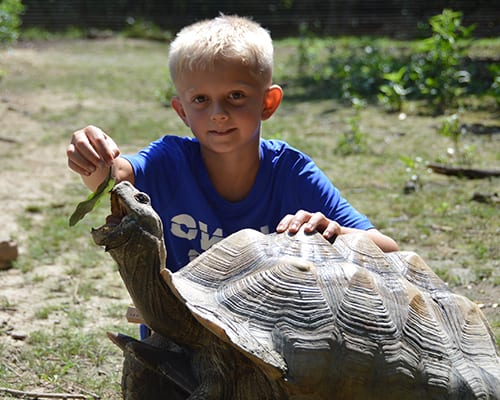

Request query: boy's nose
[{"left": 210, "top": 102, "right": 228, "bottom": 121}]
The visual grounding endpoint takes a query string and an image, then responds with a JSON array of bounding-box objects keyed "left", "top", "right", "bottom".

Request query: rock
[
  {"left": 10, "top": 331, "right": 28, "bottom": 341},
  {"left": 0, "top": 240, "right": 18, "bottom": 270}
]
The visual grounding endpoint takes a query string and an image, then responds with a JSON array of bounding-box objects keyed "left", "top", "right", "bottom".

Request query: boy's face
[{"left": 171, "top": 60, "right": 281, "bottom": 157}]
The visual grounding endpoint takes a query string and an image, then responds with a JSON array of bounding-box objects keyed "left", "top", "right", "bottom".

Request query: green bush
[
  {"left": 0, "top": 0, "right": 24, "bottom": 45},
  {"left": 436, "top": 113, "right": 475, "bottom": 166},
  {"left": 287, "top": 9, "right": 481, "bottom": 116},
  {"left": 122, "top": 17, "right": 172, "bottom": 41},
  {"left": 408, "top": 9, "right": 474, "bottom": 113},
  {"left": 488, "top": 64, "right": 500, "bottom": 108},
  {"left": 378, "top": 9, "right": 475, "bottom": 115},
  {"left": 378, "top": 66, "right": 410, "bottom": 112},
  {"left": 335, "top": 97, "right": 369, "bottom": 155}
]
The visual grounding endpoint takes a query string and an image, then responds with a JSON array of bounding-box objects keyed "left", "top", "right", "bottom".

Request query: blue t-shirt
[{"left": 122, "top": 136, "right": 374, "bottom": 271}]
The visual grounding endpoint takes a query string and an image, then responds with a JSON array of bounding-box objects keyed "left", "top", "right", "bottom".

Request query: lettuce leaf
[{"left": 69, "top": 169, "right": 115, "bottom": 227}]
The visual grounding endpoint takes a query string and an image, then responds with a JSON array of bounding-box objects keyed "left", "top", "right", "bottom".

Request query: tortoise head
[
  {"left": 93, "top": 182, "right": 204, "bottom": 347},
  {"left": 91, "top": 181, "right": 163, "bottom": 252}
]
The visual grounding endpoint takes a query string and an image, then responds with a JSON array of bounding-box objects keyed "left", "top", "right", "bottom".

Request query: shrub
[
  {"left": 122, "top": 17, "right": 172, "bottom": 41},
  {"left": 335, "top": 97, "right": 369, "bottom": 155},
  {"left": 436, "top": 113, "right": 475, "bottom": 165},
  {"left": 408, "top": 9, "right": 474, "bottom": 114},
  {"left": 378, "top": 66, "right": 411, "bottom": 112},
  {"left": 0, "top": 0, "right": 24, "bottom": 45},
  {"left": 488, "top": 64, "right": 500, "bottom": 108}
]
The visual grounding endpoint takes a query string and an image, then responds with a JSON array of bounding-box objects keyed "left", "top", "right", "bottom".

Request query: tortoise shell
[{"left": 164, "top": 228, "right": 500, "bottom": 398}]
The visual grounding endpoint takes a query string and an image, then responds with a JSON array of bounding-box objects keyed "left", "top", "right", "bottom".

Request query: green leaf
[{"left": 68, "top": 170, "right": 115, "bottom": 227}]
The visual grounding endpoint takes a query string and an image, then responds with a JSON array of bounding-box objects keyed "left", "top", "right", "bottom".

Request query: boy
[{"left": 67, "top": 15, "right": 398, "bottom": 272}]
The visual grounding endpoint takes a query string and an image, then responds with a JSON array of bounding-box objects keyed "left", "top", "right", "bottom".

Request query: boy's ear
[
  {"left": 171, "top": 96, "right": 190, "bottom": 127},
  {"left": 262, "top": 85, "right": 283, "bottom": 120}
]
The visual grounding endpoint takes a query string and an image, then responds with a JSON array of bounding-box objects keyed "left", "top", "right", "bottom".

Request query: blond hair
[{"left": 168, "top": 15, "right": 274, "bottom": 86}]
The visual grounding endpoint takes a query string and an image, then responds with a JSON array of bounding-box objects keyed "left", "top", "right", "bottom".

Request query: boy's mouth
[{"left": 209, "top": 128, "right": 236, "bottom": 135}]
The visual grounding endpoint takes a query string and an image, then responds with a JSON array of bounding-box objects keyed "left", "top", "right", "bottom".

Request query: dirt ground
[
  {"left": 0, "top": 43, "right": 134, "bottom": 399},
  {"left": 0, "top": 89, "right": 79, "bottom": 325}
]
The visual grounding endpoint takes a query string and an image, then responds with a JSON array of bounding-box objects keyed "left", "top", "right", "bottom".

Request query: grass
[{"left": 0, "top": 35, "right": 498, "bottom": 398}]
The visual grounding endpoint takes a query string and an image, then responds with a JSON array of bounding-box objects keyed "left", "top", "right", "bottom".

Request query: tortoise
[{"left": 92, "top": 181, "right": 500, "bottom": 400}]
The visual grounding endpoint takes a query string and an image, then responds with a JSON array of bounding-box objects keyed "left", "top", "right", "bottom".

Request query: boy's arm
[
  {"left": 347, "top": 228, "right": 399, "bottom": 252},
  {"left": 277, "top": 210, "right": 399, "bottom": 252}
]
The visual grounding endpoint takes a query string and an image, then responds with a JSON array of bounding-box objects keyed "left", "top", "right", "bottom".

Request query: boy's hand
[
  {"left": 277, "top": 210, "right": 400, "bottom": 252},
  {"left": 67, "top": 125, "right": 120, "bottom": 177},
  {"left": 276, "top": 210, "right": 341, "bottom": 242}
]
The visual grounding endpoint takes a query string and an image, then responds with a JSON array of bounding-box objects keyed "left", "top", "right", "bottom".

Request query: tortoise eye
[{"left": 134, "top": 192, "right": 150, "bottom": 204}]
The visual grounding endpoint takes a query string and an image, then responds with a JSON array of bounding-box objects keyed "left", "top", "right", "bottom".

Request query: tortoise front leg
[{"left": 108, "top": 332, "right": 196, "bottom": 399}]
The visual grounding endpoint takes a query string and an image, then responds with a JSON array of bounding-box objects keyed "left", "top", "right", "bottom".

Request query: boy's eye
[
  {"left": 193, "top": 95, "right": 207, "bottom": 104},
  {"left": 229, "top": 92, "right": 245, "bottom": 100}
]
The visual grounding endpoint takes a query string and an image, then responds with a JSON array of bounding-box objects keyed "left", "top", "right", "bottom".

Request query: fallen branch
[
  {"left": 0, "top": 136, "right": 19, "bottom": 143},
  {"left": 427, "top": 163, "right": 500, "bottom": 179},
  {"left": 0, "top": 387, "right": 99, "bottom": 399}
]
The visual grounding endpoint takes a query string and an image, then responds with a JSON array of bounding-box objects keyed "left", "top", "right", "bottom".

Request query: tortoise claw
[
  {"left": 107, "top": 331, "right": 197, "bottom": 396},
  {"left": 107, "top": 331, "right": 135, "bottom": 351}
]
